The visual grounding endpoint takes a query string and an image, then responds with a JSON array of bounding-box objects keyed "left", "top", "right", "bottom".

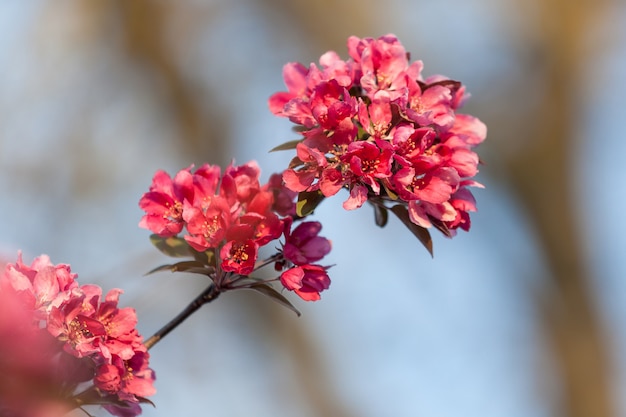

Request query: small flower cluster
[
  {"left": 269, "top": 33, "right": 486, "bottom": 236},
  {"left": 138, "top": 161, "right": 332, "bottom": 301},
  {"left": 0, "top": 254, "right": 155, "bottom": 417}
]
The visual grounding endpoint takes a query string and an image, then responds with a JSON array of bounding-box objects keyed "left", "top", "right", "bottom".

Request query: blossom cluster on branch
[
  {"left": 0, "top": 254, "right": 155, "bottom": 417},
  {"left": 0, "top": 33, "right": 485, "bottom": 417},
  {"left": 138, "top": 161, "right": 333, "bottom": 303},
  {"left": 269, "top": 34, "right": 486, "bottom": 240}
]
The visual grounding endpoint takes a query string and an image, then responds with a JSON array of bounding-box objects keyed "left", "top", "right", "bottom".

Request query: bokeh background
[{"left": 1, "top": 1, "right": 625, "bottom": 416}]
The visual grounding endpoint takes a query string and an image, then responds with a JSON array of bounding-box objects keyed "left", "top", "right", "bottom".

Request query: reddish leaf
[
  {"left": 390, "top": 205, "right": 434, "bottom": 257},
  {"left": 372, "top": 203, "right": 389, "bottom": 227},
  {"left": 247, "top": 283, "right": 301, "bottom": 316},
  {"left": 145, "top": 261, "right": 213, "bottom": 276},
  {"left": 269, "top": 139, "right": 302, "bottom": 153}
]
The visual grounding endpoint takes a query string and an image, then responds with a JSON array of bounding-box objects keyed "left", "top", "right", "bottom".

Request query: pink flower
[
  {"left": 349, "top": 34, "right": 421, "bottom": 100},
  {"left": 280, "top": 264, "right": 331, "bottom": 301},
  {"left": 268, "top": 62, "right": 316, "bottom": 127},
  {"left": 343, "top": 140, "right": 394, "bottom": 194},
  {"left": 223, "top": 161, "right": 262, "bottom": 207},
  {"left": 390, "top": 124, "right": 437, "bottom": 167},
  {"left": 96, "top": 352, "right": 155, "bottom": 400},
  {"left": 283, "top": 221, "right": 331, "bottom": 265},
  {"left": 393, "top": 166, "right": 460, "bottom": 204},
  {"left": 358, "top": 91, "right": 393, "bottom": 137},
  {"left": 190, "top": 163, "right": 222, "bottom": 211},
  {"left": 263, "top": 173, "right": 297, "bottom": 217},
  {"left": 283, "top": 143, "right": 328, "bottom": 192},
  {"left": 138, "top": 168, "right": 194, "bottom": 237},
  {"left": 310, "top": 80, "right": 358, "bottom": 132},
  {"left": 342, "top": 184, "right": 369, "bottom": 210},
  {"left": 220, "top": 235, "right": 258, "bottom": 276},
  {"left": 403, "top": 77, "right": 456, "bottom": 130},
  {"left": 0, "top": 253, "right": 155, "bottom": 417},
  {"left": 407, "top": 200, "right": 457, "bottom": 228},
  {"left": 3, "top": 253, "right": 78, "bottom": 315},
  {"left": 183, "top": 196, "right": 232, "bottom": 251},
  {"left": 268, "top": 34, "right": 486, "bottom": 237}
]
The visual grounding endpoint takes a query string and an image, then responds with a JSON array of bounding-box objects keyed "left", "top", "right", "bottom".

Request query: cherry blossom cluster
[
  {"left": 0, "top": 253, "right": 155, "bottom": 417},
  {"left": 138, "top": 161, "right": 332, "bottom": 301},
  {"left": 269, "top": 33, "right": 486, "bottom": 236}
]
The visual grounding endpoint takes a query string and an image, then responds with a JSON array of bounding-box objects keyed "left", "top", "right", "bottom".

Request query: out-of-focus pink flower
[
  {"left": 0, "top": 253, "right": 155, "bottom": 417},
  {"left": 280, "top": 264, "right": 331, "bottom": 301},
  {"left": 3, "top": 253, "right": 78, "bottom": 316}
]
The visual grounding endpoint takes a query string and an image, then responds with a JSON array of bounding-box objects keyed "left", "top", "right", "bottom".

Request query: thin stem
[
  {"left": 253, "top": 253, "right": 282, "bottom": 270},
  {"left": 144, "top": 283, "right": 220, "bottom": 350}
]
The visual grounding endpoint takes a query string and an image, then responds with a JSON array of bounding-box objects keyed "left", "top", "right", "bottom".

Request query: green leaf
[
  {"left": 145, "top": 260, "right": 213, "bottom": 276},
  {"left": 247, "top": 283, "right": 301, "bottom": 316},
  {"left": 296, "top": 190, "right": 325, "bottom": 217},
  {"left": 149, "top": 234, "right": 192, "bottom": 258},
  {"left": 372, "top": 203, "right": 389, "bottom": 227},
  {"left": 192, "top": 248, "right": 217, "bottom": 268},
  {"left": 390, "top": 205, "right": 434, "bottom": 257},
  {"left": 269, "top": 139, "right": 302, "bottom": 153}
]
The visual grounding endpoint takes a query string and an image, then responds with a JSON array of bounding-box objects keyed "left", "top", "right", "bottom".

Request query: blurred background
[{"left": 1, "top": 1, "right": 625, "bottom": 416}]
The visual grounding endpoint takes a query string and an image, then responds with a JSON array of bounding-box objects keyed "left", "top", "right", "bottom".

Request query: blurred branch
[
  {"left": 257, "top": 0, "right": 382, "bottom": 52},
  {"left": 104, "top": 0, "right": 229, "bottom": 162},
  {"left": 503, "top": 0, "right": 615, "bottom": 416},
  {"left": 264, "top": 299, "right": 360, "bottom": 417}
]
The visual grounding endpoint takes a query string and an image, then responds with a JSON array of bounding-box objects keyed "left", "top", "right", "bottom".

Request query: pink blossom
[
  {"left": 280, "top": 264, "right": 331, "bottom": 301},
  {"left": 183, "top": 196, "right": 232, "bottom": 251},
  {"left": 393, "top": 166, "right": 460, "bottom": 204},
  {"left": 190, "top": 163, "right": 222, "bottom": 211},
  {"left": 404, "top": 77, "right": 456, "bottom": 130},
  {"left": 390, "top": 124, "right": 437, "bottom": 167},
  {"left": 283, "top": 143, "right": 328, "bottom": 192},
  {"left": 138, "top": 168, "right": 194, "bottom": 237},
  {"left": 343, "top": 140, "right": 394, "bottom": 194},
  {"left": 224, "top": 161, "right": 262, "bottom": 207},
  {"left": 358, "top": 92, "right": 393, "bottom": 137},
  {"left": 3, "top": 253, "right": 77, "bottom": 315},
  {"left": 263, "top": 172, "right": 297, "bottom": 217},
  {"left": 268, "top": 62, "right": 309, "bottom": 114},
  {"left": 342, "top": 184, "right": 369, "bottom": 210},
  {"left": 310, "top": 80, "right": 358, "bottom": 132},
  {"left": 220, "top": 238, "right": 258, "bottom": 276},
  {"left": 0, "top": 253, "right": 155, "bottom": 417},
  {"left": 319, "top": 167, "right": 347, "bottom": 197},
  {"left": 268, "top": 34, "right": 486, "bottom": 236},
  {"left": 349, "top": 34, "right": 420, "bottom": 100},
  {"left": 407, "top": 200, "right": 457, "bottom": 229}
]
